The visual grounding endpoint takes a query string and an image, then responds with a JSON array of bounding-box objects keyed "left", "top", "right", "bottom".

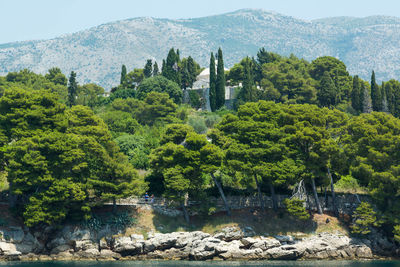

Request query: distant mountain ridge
[{"left": 1, "top": 9, "right": 400, "bottom": 89}]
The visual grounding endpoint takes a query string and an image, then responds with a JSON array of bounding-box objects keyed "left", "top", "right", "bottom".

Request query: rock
[
  {"left": 99, "top": 249, "right": 121, "bottom": 260},
  {"left": 74, "top": 240, "right": 98, "bottom": 251},
  {"left": 214, "top": 226, "right": 243, "bottom": 241},
  {"left": 99, "top": 238, "right": 109, "bottom": 250},
  {"left": 265, "top": 245, "right": 299, "bottom": 260},
  {"left": 50, "top": 244, "right": 72, "bottom": 255},
  {"left": 242, "top": 226, "right": 256, "bottom": 237},
  {"left": 147, "top": 248, "right": 189, "bottom": 260},
  {"left": 274, "top": 235, "right": 295, "bottom": 244},
  {"left": 76, "top": 248, "right": 100, "bottom": 258},
  {"left": 47, "top": 237, "right": 67, "bottom": 250},
  {"left": 0, "top": 242, "right": 17, "bottom": 255},
  {"left": 113, "top": 236, "right": 143, "bottom": 255},
  {"left": 355, "top": 245, "right": 373, "bottom": 259},
  {"left": 1, "top": 227, "right": 25, "bottom": 243},
  {"left": 143, "top": 232, "right": 179, "bottom": 253},
  {"left": 250, "top": 237, "right": 281, "bottom": 251}
]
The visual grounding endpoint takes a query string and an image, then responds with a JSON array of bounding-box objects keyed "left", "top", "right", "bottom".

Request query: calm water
[{"left": 1, "top": 261, "right": 400, "bottom": 267}]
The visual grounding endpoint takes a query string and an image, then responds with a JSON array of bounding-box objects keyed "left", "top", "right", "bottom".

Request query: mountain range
[{"left": 1, "top": 9, "right": 400, "bottom": 89}]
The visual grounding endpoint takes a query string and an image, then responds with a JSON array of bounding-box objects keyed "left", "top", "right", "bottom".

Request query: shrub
[
  {"left": 351, "top": 202, "right": 379, "bottom": 235},
  {"left": 283, "top": 198, "right": 310, "bottom": 220}
]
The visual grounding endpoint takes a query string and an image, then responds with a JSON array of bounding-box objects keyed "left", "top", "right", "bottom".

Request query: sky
[{"left": 1, "top": 0, "right": 400, "bottom": 44}]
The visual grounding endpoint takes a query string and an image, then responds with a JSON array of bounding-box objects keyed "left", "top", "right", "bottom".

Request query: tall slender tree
[
  {"left": 153, "top": 62, "right": 159, "bottom": 76},
  {"left": 163, "top": 48, "right": 180, "bottom": 84},
  {"left": 215, "top": 48, "right": 226, "bottom": 109},
  {"left": 67, "top": 71, "right": 78, "bottom": 107},
  {"left": 143, "top": 59, "right": 153, "bottom": 78},
  {"left": 351, "top": 75, "right": 362, "bottom": 112},
  {"left": 120, "top": 65, "right": 127, "bottom": 85},
  {"left": 209, "top": 52, "right": 217, "bottom": 112},
  {"left": 237, "top": 57, "right": 256, "bottom": 103},
  {"left": 361, "top": 82, "right": 373, "bottom": 113},
  {"left": 371, "top": 71, "right": 382, "bottom": 111}
]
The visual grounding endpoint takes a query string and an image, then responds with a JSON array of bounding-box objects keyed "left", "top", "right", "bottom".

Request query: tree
[
  {"left": 284, "top": 198, "right": 310, "bottom": 220},
  {"left": 351, "top": 202, "right": 378, "bottom": 235},
  {"left": 120, "top": 65, "right": 127, "bottom": 85},
  {"left": 76, "top": 83, "right": 105, "bottom": 107},
  {"left": 45, "top": 67, "right": 67, "bottom": 86},
  {"left": 237, "top": 57, "right": 257, "bottom": 106},
  {"left": 162, "top": 48, "right": 180, "bottom": 84},
  {"left": 361, "top": 82, "right": 372, "bottom": 113},
  {"left": 215, "top": 48, "right": 226, "bottom": 109},
  {"left": 2, "top": 89, "right": 146, "bottom": 226},
  {"left": 153, "top": 62, "right": 159, "bottom": 76},
  {"left": 209, "top": 52, "right": 217, "bottom": 111},
  {"left": 126, "top": 69, "right": 144, "bottom": 88},
  {"left": 67, "top": 71, "right": 78, "bottom": 107},
  {"left": 144, "top": 60, "right": 153, "bottom": 78},
  {"left": 371, "top": 71, "right": 382, "bottom": 111},
  {"left": 318, "top": 71, "right": 337, "bottom": 107},
  {"left": 137, "top": 76, "right": 182, "bottom": 104},
  {"left": 351, "top": 75, "right": 362, "bottom": 112}
]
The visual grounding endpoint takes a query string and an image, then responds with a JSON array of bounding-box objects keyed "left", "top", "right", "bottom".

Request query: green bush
[
  {"left": 334, "top": 175, "right": 362, "bottom": 193},
  {"left": 351, "top": 202, "right": 379, "bottom": 235},
  {"left": 283, "top": 198, "right": 310, "bottom": 221},
  {"left": 188, "top": 115, "right": 207, "bottom": 134},
  {"left": 188, "top": 90, "right": 202, "bottom": 109}
]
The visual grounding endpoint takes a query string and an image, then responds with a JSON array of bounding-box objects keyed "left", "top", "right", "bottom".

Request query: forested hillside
[{"left": 0, "top": 47, "right": 400, "bottom": 242}]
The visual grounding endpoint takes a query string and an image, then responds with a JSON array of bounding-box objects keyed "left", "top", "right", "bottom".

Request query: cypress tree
[
  {"left": 351, "top": 75, "right": 361, "bottom": 112},
  {"left": 215, "top": 48, "right": 226, "bottom": 109},
  {"left": 163, "top": 48, "right": 180, "bottom": 84},
  {"left": 187, "top": 56, "right": 197, "bottom": 88},
  {"left": 153, "top": 61, "right": 159, "bottom": 76},
  {"left": 371, "top": 71, "right": 382, "bottom": 111},
  {"left": 317, "top": 71, "right": 337, "bottom": 107},
  {"left": 385, "top": 82, "right": 394, "bottom": 114},
  {"left": 161, "top": 60, "right": 166, "bottom": 76},
  {"left": 361, "top": 82, "right": 373, "bottom": 113},
  {"left": 238, "top": 57, "right": 256, "bottom": 103},
  {"left": 120, "top": 65, "right": 127, "bottom": 85},
  {"left": 143, "top": 59, "right": 153, "bottom": 78},
  {"left": 382, "top": 82, "right": 389, "bottom": 113},
  {"left": 67, "top": 71, "right": 78, "bottom": 107},
  {"left": 209, "top": 52, "right": 217, "bottom": 112}
]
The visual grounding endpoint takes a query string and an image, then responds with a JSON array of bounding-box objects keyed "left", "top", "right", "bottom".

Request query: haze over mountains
[{"left": 1, "top": 9, "right": 400, "bottom": 89}]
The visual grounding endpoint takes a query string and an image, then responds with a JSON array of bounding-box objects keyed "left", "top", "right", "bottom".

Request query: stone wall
[{"left": 116, "top": 193, "right": 370, "bottom": 216}]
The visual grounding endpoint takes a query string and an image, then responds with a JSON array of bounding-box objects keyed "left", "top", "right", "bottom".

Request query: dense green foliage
[{"left": 3, "top": 46, "right": 400, "bottom": 242}]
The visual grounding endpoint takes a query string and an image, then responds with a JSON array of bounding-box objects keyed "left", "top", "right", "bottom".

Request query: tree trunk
[
  {"left": 254, "top": 174, "right": 265, "bottom": 211},
  {"left": 269, "top": 183, "right": 278, "bottom": 211},
  {"left": 328, "top": 167, "right": 338, "bottom": 216},
  {"left": 211, "top": 173, "right": 231, "bottom": 216},
  {"left": 181, "top": 202, "right": 190, "bottom": 224},
  {"left": 311, "top": 178, "right": 323, "bottom": 214},
  {"left": 324, "top": 187, "right": 328, "bottom": 208}
]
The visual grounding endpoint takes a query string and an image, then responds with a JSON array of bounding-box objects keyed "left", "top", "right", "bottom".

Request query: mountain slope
[{"left": 1, "top": 9, "right": 400, "bottom": 89}]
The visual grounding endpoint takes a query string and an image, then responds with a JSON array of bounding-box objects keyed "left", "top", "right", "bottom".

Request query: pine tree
[
  {"left": 120, "top": 65, "right": 127, "bottom": 85},
  {"left": 67, "top": 71, "right": 78, "bottom": 107},
  {"left": 143, "top": 59, "right": 153, "bottom": 78},
  {"left": 215, "top": 48, "right": 226, "bottom": 109},
  {"left": 351, "top": 75, "right": 362, "bottom": 112},
  {"left": 153, "top": 61, "right": 159, "bottom": 76},
  {"left": 209, "top": 52, "right": 217, "bottom": 112},
  {"left": 371, "top": 71, "right": 382, "bottom": 111},
  {"left": 318, "top": 71, "right": 337, "bottom": 107},
  {"left": 361, "top": 82, "right": 373, "bottom": 113}
]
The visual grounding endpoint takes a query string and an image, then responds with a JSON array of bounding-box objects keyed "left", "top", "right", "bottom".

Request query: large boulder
[
  {"left": 113, "top": 236, "right": 144, "bottom": 256},
  {"left": 214, "top": 226, "right": 244, "bottom": 241}
]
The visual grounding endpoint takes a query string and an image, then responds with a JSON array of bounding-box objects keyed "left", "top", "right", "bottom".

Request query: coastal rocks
[{"left": 0, "top": 223, "right": 396, "bottom": 261}]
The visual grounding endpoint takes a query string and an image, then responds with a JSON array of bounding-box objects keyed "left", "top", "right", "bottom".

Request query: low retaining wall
[{"left": 114, "top": 193, "right": 370, "bottom": 215}]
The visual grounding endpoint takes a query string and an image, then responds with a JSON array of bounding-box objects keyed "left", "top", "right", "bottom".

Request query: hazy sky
[{"left": 2, "top": 0, "right": 400, "bottom": 43}]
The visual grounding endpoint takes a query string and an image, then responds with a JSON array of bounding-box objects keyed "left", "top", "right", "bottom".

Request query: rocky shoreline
[{"left": 0, "top": 225, "right": 398, "bottom": 261}]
